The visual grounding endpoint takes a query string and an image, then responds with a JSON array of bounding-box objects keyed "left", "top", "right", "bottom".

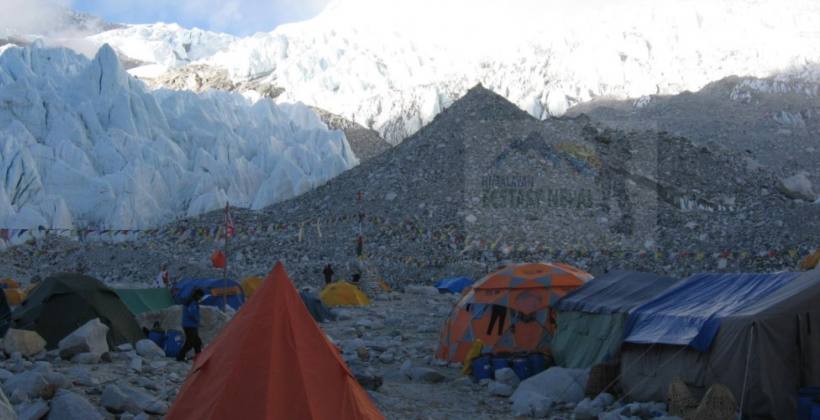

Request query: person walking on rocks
[
  {"left": 177, "top": 288, "right": 204, "bottom": 362},
  {"left": 154, "top": 263, "right": 170, "bottom": 288},
  {"left": 323, "top": 263, "right": 335, "bottom": 285}
]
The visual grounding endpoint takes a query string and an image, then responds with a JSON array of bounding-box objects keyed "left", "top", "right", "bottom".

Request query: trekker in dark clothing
[
  {"left": 486, "top": 304, "right": 507, "bottom": 336},
  {"left": 177, "top": 288, "right": 204, "bottom": 362},
  {"left": 323, "top": 264, "right": 334, "bottom": 285}
]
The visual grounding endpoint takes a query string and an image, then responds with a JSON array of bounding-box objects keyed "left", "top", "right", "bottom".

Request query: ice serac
[
  {"left": 95, "top": 0, "right": 820, "bottom": 144},
  {"left": 0, "top": 44, "right": 358, "bottom": 236}
]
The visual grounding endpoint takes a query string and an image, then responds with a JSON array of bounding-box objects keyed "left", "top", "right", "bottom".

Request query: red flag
[
  {"left": 225, "top": 203, "right": 235, "bottom": 238},
  {"left": 211, "top": 250, "right": 226, "bottom": 268}
]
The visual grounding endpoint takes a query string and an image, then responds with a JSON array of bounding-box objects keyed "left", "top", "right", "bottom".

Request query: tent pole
[
  {"left": 737, "top": 323, "right": 755, "bottom": 420},
  {"left": 223, "top": 202, "right": 229, "bottom": 312}
]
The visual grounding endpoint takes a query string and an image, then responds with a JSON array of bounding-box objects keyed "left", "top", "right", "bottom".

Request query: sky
[{"left": 70, "top": 0, "right": 331, "bottom": 35}]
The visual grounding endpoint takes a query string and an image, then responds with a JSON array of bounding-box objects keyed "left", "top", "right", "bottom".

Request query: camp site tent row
[
  {"left": 11, "top": 273, "right": 144, "bottom": 349},
  {"left": 550, "top": 270, "right": 680, "bottom": 369},
  {"left": 436, "top": 262, "right": 592, "bottom": 362},
  {"left": 167, "top": 262, "right": 383, "bottom": 420},
  {"left": 619, "top": 270, "right": 820, "bottom": 420}
]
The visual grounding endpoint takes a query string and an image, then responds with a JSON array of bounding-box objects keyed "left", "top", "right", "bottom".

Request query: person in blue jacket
[{"left": 176, "top": 288, "right": 205, "bottom": 362}]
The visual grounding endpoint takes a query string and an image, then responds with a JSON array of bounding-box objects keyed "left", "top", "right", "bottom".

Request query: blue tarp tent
[
  {"left": 621, "top": 270, "right": 820, "bottom": 419},
  {"left": 624, "top": 272, "right": 799, "bottom": 352},
  {"left": 550, "top": 271, "right": 679, "bottom": 368},
  {"left": 434, "top": 277, "right": 474, "bottom": 294},
  {"left": 174, "top": 279, "right": 245, "bottom": 311}
]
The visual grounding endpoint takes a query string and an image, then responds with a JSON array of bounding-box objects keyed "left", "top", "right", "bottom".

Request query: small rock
[
  {"left": 409, "top": 367, "right": 445, "bottom": 383},
  {"left": 488, "top": 380, "right": 514, "bottom": 397},
  {"left": 0, "top": 369, "right": 13, "bottom": 381},
  {"left": 66, "top": 367, "right": 98, "bottom": 387},
  {"left": 378, "top": 352, "right": 395, "bottom": 364},
  {"left": 3, "top": 371, "right": 48, "bottom": 399},
  {"left": 494, "top": 367, "right": 520, "bottom": 387},
  {"left": 116, "top": 344, "right": 133, "bottom": 352},
  {"left": 129, "top": 357, "right": 143, "bottom": 373},
  {"left": 778, "top": 172, "right": 816, "bottom": 201},
  {"left": 48, "top": 389, "right": 104, "bottom": 420},
  {"left": 385, "top": 192, "right": 397, "bottom": 201},
  {"left": 70, "top": 353, "right": 100, "bottom": 364},
  {"left": 511, "top": 390, "right": 553, "bottom": 417},
  {"left": 44, "top": 372, "right": 68, "bottom": 388},
  {"left": 356, "top": 347, "right": 369, "bottom": 362},
  {"left": 135, "top": 340, "right": 165, "bottom": 359},
  {"left": 15, "top": 398, "right": 49, "bottom": 420},
  {"left": 574, "top": 397, "right": 603, "bottom": 420}
]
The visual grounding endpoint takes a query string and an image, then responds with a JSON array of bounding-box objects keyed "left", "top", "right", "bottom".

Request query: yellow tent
[
  {"left": 320, "top": 282, "right": 370, "bottom": 307},
  {"left": 1, "top": 279, "right": 25, "bottom": 305},
  {"left": 241, "top": 276, "right": 264, "bottom": 299},
  {"left": 3, "top": 288, "right": 26, "bottom": 306},
  {"left": 799, "top": 249, "right": 820, "bottom": 271}
]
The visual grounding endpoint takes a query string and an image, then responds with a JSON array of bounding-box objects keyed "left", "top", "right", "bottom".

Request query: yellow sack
[
  {"left": 461, "top": 339, "right": 484, "bottom": 375},
  {"left": 799, "top": 249, "right": 820, "bottom": 271}
]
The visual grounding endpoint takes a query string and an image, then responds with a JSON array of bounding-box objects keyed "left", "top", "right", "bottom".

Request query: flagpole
[{"left": 223, "top": 202, "right": 229, "bottom": 312}]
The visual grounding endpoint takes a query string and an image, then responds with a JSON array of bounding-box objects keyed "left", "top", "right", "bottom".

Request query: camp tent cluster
[{"left": 435, "top": 265, "right": 820, "bottom": 419}]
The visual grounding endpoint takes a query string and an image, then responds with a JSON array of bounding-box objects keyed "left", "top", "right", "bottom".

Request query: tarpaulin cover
[
  {"left": 114, "top": 288, "right": 175, "bottom": 315},
  {"left": 554, "top": 271, "right": 679, "bottom": 314},
  {"left": 434, "top": 277, "right": 474, "bottom": 294},
  {"left": 166, "top": 262, "right": 384, "bottom": 420},
  {"left": 174, "top": 278, "right": 244, "bottom": 310},
  {"left": 624, "top": 272, "right": 799, "bottom": 352}
]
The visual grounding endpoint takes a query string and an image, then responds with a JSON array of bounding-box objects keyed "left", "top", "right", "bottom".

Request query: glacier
[
  {"left": 0, "top": 43, "right": 358, "bottom": 237},
  {"left": 85, "top": 0, "right": 820, "bottom": 144}
]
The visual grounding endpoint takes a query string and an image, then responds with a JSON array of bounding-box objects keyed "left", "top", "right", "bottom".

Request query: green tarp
[
  {"left": 551, "top": 311, "right": 627, "bottom": 368},
  {"left": 114, "top": 288, "right": 175, "bottom": 315}
]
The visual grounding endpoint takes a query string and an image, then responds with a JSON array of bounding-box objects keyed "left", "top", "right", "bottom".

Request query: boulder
[
  {"left": 0, "top": 369, "right": 13, "bottom": 381},
  {"left": 3, "top": 371, "right": 48, "bottom": 399},
  {"left": 135, "top": 340, "right": 165, "bottom": 359},
  {"left": 488, "top": 381, "right": 514, "bottom": 397},
  {"left": 378, "top": 351, "right": 395, "bottom": 364},
  {"left": 778, "top": 172, "right": 816, "bottom": 201},
  {"left": 351, "top": 367, "right": 383, "bottom": 391},
  {"left": 511, "top": 367, "right": 589, "bottom": 404},
  {"left": 3, "top": 330, "right": 46, "bottom": 357},
  {"left": 57, "top": 319, "right": 109, "bottom": 360},
  {"left": 15, "top": 398, "right": 49, "bottom": 420},
  {"left": 511, "top": 390, "right": 553, "bottom": 418},
  {"left": 129, "top": 357, "right": 143, "bottom": 373},
  {"left": 667, "top": 378, "right": 698, "bottom": 417},
  {"left": 47, "top": 390, "right": 103, "bottom": 420}
]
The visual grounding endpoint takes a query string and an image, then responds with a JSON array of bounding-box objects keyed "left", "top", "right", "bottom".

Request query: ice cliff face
[
  {"left": 0, "top": 44, "right": 357, "bottom": 233},
  {"left": 89, "top": 0, "right": 820, "bottom": 144}
]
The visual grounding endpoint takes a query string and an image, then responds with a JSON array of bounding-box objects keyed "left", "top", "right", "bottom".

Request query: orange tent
[
  {"left": 436, "top": 262, "right": 592, "bottom": 362},
  {"left": 167, "top": 262, "right": 383, "bottom": 420}
]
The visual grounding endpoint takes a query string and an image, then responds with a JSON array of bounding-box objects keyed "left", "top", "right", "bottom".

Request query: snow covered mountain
[
  {"left": 86, "top": 0, "right": 820, "bottom": 144},
  {"left": 0, "top": 44, "right": 357, "bottom": 235}
]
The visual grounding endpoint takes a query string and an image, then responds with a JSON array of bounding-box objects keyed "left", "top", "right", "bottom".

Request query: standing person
[
  {"left": 154, "top": 264, "right": 170, "bottom": 288},
  {"left": 322, "top": 264, "right": 334, "bottom": 285},
  {"left": 350, "top": 259, "right": 362, "bottom": 284},
  {"left": 176, "top": 288, "right": 204, "bottom": 362}
]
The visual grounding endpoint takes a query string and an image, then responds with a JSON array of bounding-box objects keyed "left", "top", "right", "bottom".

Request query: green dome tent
[{"left": 11, "top": 273, "right": 143, "bottom": 349}]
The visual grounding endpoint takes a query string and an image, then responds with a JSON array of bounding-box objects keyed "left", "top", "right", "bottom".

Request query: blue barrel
[
  {"left": 491, "top": 356, "right": 509, "bottom": 373},
  {"left": 511, "top": 357, "right": 532, "bottom": 380},
  {"left": 470, "top": 355, "right": 493, "bottom": 381},
  {"left": 811, "top": 396, "right": 820, "bottom": 420},
  {"left": 148, "top": 331, "right": 165, "bottom": 348},
  {"left": 799, "top": 387, "right": 820, "bottom": 420},
  {"left": 527, "top": 353, "right": 547, "bottom": 375},
  {"left": 164, "top": 330, "right": 184, "bottom": 358}
]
